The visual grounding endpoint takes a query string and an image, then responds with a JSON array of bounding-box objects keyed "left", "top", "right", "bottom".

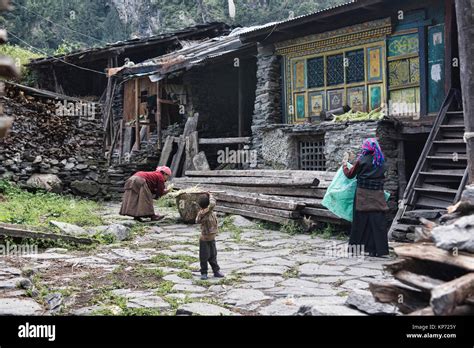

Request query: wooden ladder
[{"left": 389, "top": 89, "right": 468, "bottom": 240}]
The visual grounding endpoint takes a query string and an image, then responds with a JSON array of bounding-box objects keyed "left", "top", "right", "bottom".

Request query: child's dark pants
[{"left": 199, "top": 240, "right": 220, "bottom": 275}]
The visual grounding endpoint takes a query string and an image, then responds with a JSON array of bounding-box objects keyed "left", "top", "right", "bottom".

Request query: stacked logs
[
  {"left": 370, "top": 185, "right": 474, "bottom": 315},
  {"left": 172, "top": 170, "right": 345, "bottom": 226}
]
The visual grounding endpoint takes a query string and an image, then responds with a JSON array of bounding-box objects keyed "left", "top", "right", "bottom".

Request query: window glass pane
[
  {"left": 326, "top": 54, "right": 344, "bottom": 86},
  {"left": 389, "top": 59, "right": 410, "bottom": 87},
  {"left": 307, "top": 57, "right": 325, "bottom": 88},
  {"left": 346, "top": 49, "right": 365, "bottom": 83}
]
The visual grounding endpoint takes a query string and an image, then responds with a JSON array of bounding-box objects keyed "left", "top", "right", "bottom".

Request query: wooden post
[
  {"left": 156, "top": 81, "right": 162, "bottom": 150},
  {"left": 455, "top": 0, "right": 474, "bottom": 184},
  {"left": 445, "top": 0, "right": 455, "bottom": 94},
  {"left": 134, "top": 78, "right": 140, "bottom": 151},
  {"left": 238, "top": 61, "right": 244, "bottom": 138},
  {"left": 398, "top": 140, "right": 407, "bottom": 199}
]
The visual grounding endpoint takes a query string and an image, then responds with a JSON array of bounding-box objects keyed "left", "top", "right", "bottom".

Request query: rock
[
  {"left": 45, "top": 293, "right": 63, "bottom": 311},
  {"left": 0, "top": 278, "right": 22, "bottom": 289},
  {"left": 238, "top": 265, "right": 289, "bottom": 276},
  {"left": 344, "top": 267, "right": 382, "bottom": 277},
  {"left": 0, "top": 298, "right": 43, "bottom": 315},
  {"left": 111, "top": 289, "right": 170, "bottom": 310},
  {"left": 19, "top": 278, "right": 33, "bottom": 290},
  {"left": 75, "top": 164, "right": 88, "bottom": 170},
  {"left": 298, "top": 264, "right": 345, "bottom": 277},
  {"left": 70, "top": 180, "right": 100, "bottom": 196},
  {"left": 432, "top": 215, "right": 474, "bottom": 253},
  {"left": 33, "top": 156, "right": 42, "bottom": 164},
  {"left": 64, "top": 162, "right": 75, "bottom": 170},
  {"left": 50, "top": 159, "right": 59, "bottom": 166},
  {"left": 259, "top": 298, "right": 302, "bottom": 316},
  {"left": 223, "top": 289, "right": 270, "bottom": 307},
  {"left": 172, "top": 284, "right": 207, "bottom": 293},
  {"left": 229, "top": 215, "right": 256, "bottom": 228},
  {"left": 297, "top": 304, "right": 366, "bottom": 316},
  {"left": 345, "top": 290, "right": 399, "bottom": 315},
  {"left": 176, "top": 302, "right": 233, "bottom": 316},
  {"left": 90, "top": 224, "right": 131, "bottom": 242},
  {"left": 26, "top": 174, "right": 63, "bottom": 193},
  {"left": 50, "top": 221, "right": 90, "bottom": 237}
]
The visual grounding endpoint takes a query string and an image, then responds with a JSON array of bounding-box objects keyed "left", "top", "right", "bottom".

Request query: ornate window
[
  {"left": 346, "top": 49, "right": 365, "bottom": 84},
  {"left": 307, "top": 57, "right": 325, "bottom": 88},
  {"left": 326, "top": 54, "right": 344, "bottom": 86}
]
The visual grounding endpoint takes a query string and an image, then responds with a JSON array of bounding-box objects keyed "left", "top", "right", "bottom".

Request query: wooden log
[
  {"left": 369, "top": 281, "right": 430, "bottom": 314},
  {"left": 0, "top": 224, "right": 95, "bottom": 245},
  {"left": 172, "top": 182, "right": 327, "bottom": 198},
  {"left": 198, "top": 137, "right": 251, "bottom": 145},
  {"left": 384, "top": 258, "right": 468, "bottom": 282},
  {"left": 172, "top": 176, "right": 322, "bottom": 188},
  {"left": 184, "top": 131, "right": 199, "bottom": 173},
  {"left": 214, "top": 205, "right": 296, "bottom": 225},
  {"left": 185, "top": 170, "right": 335, "bottom": 180},
  {"left": 409, "top": 304, "right": 474, "bottom": 316},
  {"left": 218, "top": 201, "right": 301, "bottom": 219},
  {"left": 394, "top": 243, "right": 474, "bottom": 271},
  {"left": 430, "top": 273, "right": 474, "bottom": 315},
  {"left": 170, "top": 114, "right": 199, "bottom": 177},
  {"left": 213, "top": 192, "right": 304, "bottom": 211},
  {"left": 393, "top": 270, "right": 444, "bottom": 292}
]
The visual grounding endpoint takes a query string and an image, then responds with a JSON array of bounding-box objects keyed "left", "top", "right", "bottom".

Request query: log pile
[
  {"left": 369, "top": 185, "right": 474, "bottom": 315},
  {"left": 172, "top": 170, "right": 345, "bottom": 226}
]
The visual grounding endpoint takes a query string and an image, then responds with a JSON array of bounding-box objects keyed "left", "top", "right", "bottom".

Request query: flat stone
[
  {"left": 50, "top": 221, "right": 91, "bottom": 236},
  {"left": 345, "top": 290, "right": 399, "bottom": 315},
  {"left": 172, "top": 284, "right": 207, "bottom": 293},
  {"left": 239, "top": 280, "right": 276, "bottom": 289},
  {"left": 64, "top": 256, "right": 111, "bottom": 268},
  {"left": 258, "top": 298, "right": 303, "bottom": 316},
  {"left": 22, "top": 253, "right": 74, "bottom": 260},
  {"left": 254, "top": 257, "right": 296, "bottom": 267},
  {"left": 298, "top": 304, "right": 366, "bottom": 316},
  {"left": 0, "top": 298, "right": 43, "bottom": 315},
  {"left": 241, "top": 276, "right": 284, "bottom": 283},
  {"left": 246, "top": 249, "right": 292, "bottom": 260},
  {"left": 340, "top": 279, "right": 370, "bottom": 290},
  {"left": 312, "top": 276, "right": 356, "bottom": 284},
  {"left": 229, "top": 215, "right": 256, "bottom": 228},
  {"left": 258, "top": 239, "right": 297, "bottom": 248},
  {"left": 111, "top": 248, "right": 153, "bottom": 261},
  {"left": 265, "top": 286, "right": 336, "bottom": 297},
  {"left": 0, "top": 267, "right": 22, "bottom": 276},
  {"left": 299, "top": 264, "right": 345, "bottom": 277},
  {"left": 223, "top": 289, "right": 271, "bottom": 307},
  {"left": 344, "top": 267, "right": 382, "bottom": 277},
  {"left": 111, "top": 289, "right": 170, "bottom": 310},
  {"left": 238, "top": 265, "right": 289, "bottom": 276},
  {"left": 177, "top": 302, "right": 234, "bottom": 316},
  {"left": 0, "top": 278, "right": 22, "bottom": 289},
  {"left": 163, "top": 274, "right": 193, "bottom": 285},
  {"left": 90, "top": 224, "right": 131, "bottom": 242},
  {"left": 278, "top": 278, "right": 331, "bottom": 289}
]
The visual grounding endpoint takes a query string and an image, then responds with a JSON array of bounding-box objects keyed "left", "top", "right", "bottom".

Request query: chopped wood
[
  {"left": 198, "top": 137, "right": 251, "bottom": 145},
  {"left": 172, "top": 176, "right": 321, "bottom": 187},
  {"left": 0, "top": 223, "right": 95, "bottom": 245},
  {"left": 214, "top": 205, "right": 295, "bottom": 225},
  {"left": 394, "top": 243, "right": 474, "bottom": 271},
  {"left": 185, "top": 169, "right": 334, "bottom": 179},
  {"left": 302, "top": 207, "right": 340, "bottom": 220},
  {"left": 218, "top": 201, "right": 301, "bottom": 219},
  {"left": 408, "top": 305, "right": 474, "bottom": 316},
  {"left": 369, "top": 281, "right": 430, "bottom": 314},
  {"left": 158, "top": 136, "right": 174, "bottom": 166},
  {"left": 430, "top": 273, "right": 474, "bottom": 315},
  {"left": 213, "top": 191, "right": 304, "bottom": 211},
  {"left": 393, "top": 270, "right": 444, "bottom": 292}
]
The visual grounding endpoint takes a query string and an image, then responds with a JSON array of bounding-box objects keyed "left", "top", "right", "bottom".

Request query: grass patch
[
  {"left": 311, "top": 224, "right": 347, "bottom": 240},
  {"left": 256, "top": 221, "right": 280, "bottom": 231},
  {"left": 0, "top": 180, "right": 103, "bottom": 228},
  {"left": 177, "top": 270, "right": 193, "bottom": 279},
  {"left": 221, "top": 216, "right": 243, "bottom": 242},
  {"left": 150, "top": 253, "right": 197, "bottom": 269},
  {"left": 283, "top": 267, "right": 299, "bottom": 279},
  {"left": 156, "top": 281, "right": 175, "bottom": 296},
  {"left": 280, "top": 221, "right": 304, "bottom": 235},
  {"left": 155, "top": 196, "right": 176, "bottom": 208},
  {"left": 134, "top": 265, "right": 165, "bottom": 279}
]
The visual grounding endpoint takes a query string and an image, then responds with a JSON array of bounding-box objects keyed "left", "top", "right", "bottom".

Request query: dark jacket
[{"left": 343, "top": 154, "right": 388, "bottom": 212}]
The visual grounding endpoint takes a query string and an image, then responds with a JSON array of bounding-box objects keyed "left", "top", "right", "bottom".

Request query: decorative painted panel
[
  {"left": 409, "top": 58, "right": 420, "bottom": 84},
  {"left": 369, "top": 84, "right": 383, "bottom": 110},
  {"left": 346, "top": 49, "right": 365, "bottom": 84},
  {"left": 293, "top": 61, "right": 306, "bottom": 89},
  {"left": 347, "top": 86, "right": 366, "bottom": 112},
  {"left": 309, "top": 91, "right": 325, "bottom": 117},
  {"left": 326, "top": 54, "right": 344, "bottom": 86},
  {"left": 295, "top": 93, "right": 306, "bottom": 120},
  {"left": 327, "top": 89, "right": 344, "bottom": 110},
  {"left": 307, "top": 57, "right": 325, "bottom": 88},
  {"left": 389, "top": 87, "right": 420, "bottom": 116},
  {"left": 388, "top": 33, "right": 419, "bottom": 57},
  {"left": 367, "top": 47, "right": 383, "bottom": 81},
  {"left": 428, "top": 24, "right": 445, "bottom": 113},
  {"left": 389, "top": 59, "right": 410, "bottom": 87}
]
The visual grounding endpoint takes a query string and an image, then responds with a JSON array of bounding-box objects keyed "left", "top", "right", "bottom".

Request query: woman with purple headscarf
[{"left": 342, "top": 138, "right": 389, "bottom": 257}]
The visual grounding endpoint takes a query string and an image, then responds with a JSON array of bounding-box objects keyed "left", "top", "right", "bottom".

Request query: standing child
[{"left": 195, "top": 193, "right": 224, "bottom": 280}]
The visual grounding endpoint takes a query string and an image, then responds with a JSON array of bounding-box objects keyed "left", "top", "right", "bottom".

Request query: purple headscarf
[{"left": 358, "top": 138, "right": 385, "bottom": 167}]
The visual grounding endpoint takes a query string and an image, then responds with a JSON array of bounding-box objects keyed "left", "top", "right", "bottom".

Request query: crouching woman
[
  {"left": 120, "top": 166, "right": 172, "bottom": 222},
  {"left": 343, "top": 138, "right": 389, "bottom": 257}
]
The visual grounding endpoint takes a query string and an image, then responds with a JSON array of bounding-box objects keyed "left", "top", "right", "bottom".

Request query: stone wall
[
  {"left": 0, "top": 85, "right": 109, "bottom": 198},
  {"left": 251, "top": 44, "right": 282, "bottom": 167}
]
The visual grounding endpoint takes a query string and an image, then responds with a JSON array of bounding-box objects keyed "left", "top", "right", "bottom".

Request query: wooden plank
[
  {"left": 185, "top": 170, "right": 335, "bottom": 179},
  {"left": 172, "top": 176, "right": 321, "bottom": 187},
  {"left": 394, "top": 243, "right": 474, "bottom": 271},
  {"left": 184, "top": 131, "right": 199, "bottom": 173},
  {"left": 214, "top": 206, "right": 295, "bottom": 225},
  {"left": 156, "top": 82, "right": 162, "bottom": 150},
  {"left": 430, "top": 273, "right": 474, "bottom": 315},
  {"left": 218, "top": 201, "right": 300, "bottom": 218},
  {"left": 134, "top": 79, "right": 140, "bottom": 150},
  {"left": 158, "top": 136, "right": 174, "bottom": 166},
  {"left": 0, "top": 224, "right": 95, "bottom": 245},
  {"left": 172, "top": 182, "right": 327, "bottom": 198},
  {"left": 302, "top": 207, "right": 339, "bottom": 220},
  {"left": 170, "top": 114, "right": 200, "bottom": 177},
  {"left": 213, "top": 192, "right": 304, "bottom": 211},
  {"left": 394, "top": 270, "right": 444, "bottom": 292},
  {"left": 198, "top": 137, "right": 252, "bottom": 145}
]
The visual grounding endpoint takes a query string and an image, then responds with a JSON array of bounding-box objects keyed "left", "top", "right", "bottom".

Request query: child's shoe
[
  {"left": 200, "top": 274, "right": 208, "bottom": 280},
  {"left": 213, "top": 271, "right": 225, "bottom": 278}
]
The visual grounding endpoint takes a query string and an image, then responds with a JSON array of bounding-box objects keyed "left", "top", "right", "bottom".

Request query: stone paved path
[{"left": 0, "top": 203, "right": 397, "bottom": 316}]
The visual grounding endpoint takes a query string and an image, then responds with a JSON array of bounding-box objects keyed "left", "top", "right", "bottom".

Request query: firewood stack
[
  {"left": 172, "top": 170, "right": 345, "bottom": 226},
  {"left": 369, "top": 185, "right": 474, "bottom": 315},
  {"left": 0, "top": 0, "right": 20, "bottom": 138}
]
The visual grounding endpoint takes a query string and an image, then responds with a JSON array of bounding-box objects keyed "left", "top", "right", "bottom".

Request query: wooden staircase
[{"left": 389, "top": 89, "right": 469, "bottom": 241}]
